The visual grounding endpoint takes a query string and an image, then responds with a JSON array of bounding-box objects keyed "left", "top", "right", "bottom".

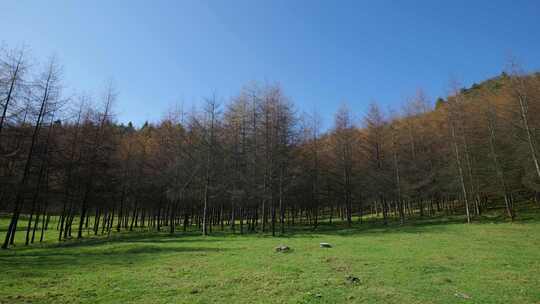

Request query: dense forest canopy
[{"left": 1, "top": 44, "right": 539, "bottom": 249}]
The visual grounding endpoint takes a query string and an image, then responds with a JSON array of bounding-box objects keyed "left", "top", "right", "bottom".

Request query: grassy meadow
[{"left": 1, "top": 211, "right": 540, "bottom": 304}]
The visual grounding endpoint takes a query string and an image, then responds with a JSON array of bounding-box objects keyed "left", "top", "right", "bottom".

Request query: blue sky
[{"left": 2, "top": 0, "right": 540, "bottom": 128}]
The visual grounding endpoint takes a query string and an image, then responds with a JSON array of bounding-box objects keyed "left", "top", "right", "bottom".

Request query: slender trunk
[
  {"left": 517, "top": 94, "right": 540, "bottom": 180},
  {"left": 486, "top": 104, "right": 514, "bottom": 220},
  {"left": 39, "top": 205, "right": 48, "bottom": 242},
  {"left": 0, "top": 52, "right": 23, "bottom": 135},
  {"left": 450, "top": 119, "right": 471, "bottom": 223},
  {"left": 392, "top": 127, "right": 404, "bottom": 224},
  {"left": 2, "top": 69, "right": 51, "bottom": 249}
]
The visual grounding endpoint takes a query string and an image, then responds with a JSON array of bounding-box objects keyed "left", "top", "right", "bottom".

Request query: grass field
[{"left": 1, "top": 211, "right": 540, "bottom": 304}]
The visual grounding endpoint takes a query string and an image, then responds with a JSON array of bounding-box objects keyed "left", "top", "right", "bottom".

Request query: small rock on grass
[
  {"left": 275, "top": 245, "right": 290, "bottom": 253},
  {"left": 345, "top": 275, "right": 361, "bottom": 284},
  {"left": 454, "top": 292, "right": 471, "bottom": 299},
  {"left": 320, "top": 242, "right": 332, "bottom": 248}
]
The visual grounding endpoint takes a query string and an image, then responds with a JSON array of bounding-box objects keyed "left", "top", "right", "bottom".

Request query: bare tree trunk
[
  {"left": 486, "top": 101, "right": 515, "bottom": 220},
  {"left": 2, "top": 61, "right": 53, "bottom": 249},
  {"left": 0, "top": 50, "right": 24, "bottom": 135},
  {"left": 450, "top": 120, "right": 471, "bottom": 223},
  {"left": 391, "top": 126, "right": 404, "bottom": 224},
  {"left": 518, "top": 94, "right": 540, "bottom": 180}
]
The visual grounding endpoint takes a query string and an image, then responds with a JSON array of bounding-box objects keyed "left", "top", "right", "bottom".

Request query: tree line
[{"left": 1, "top": 44, "right": 539, "bottom": 249}]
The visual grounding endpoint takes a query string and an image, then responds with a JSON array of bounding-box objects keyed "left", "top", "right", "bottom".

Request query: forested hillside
[{"left": 1, "top": 45, "right": 539, "bottom": 249}]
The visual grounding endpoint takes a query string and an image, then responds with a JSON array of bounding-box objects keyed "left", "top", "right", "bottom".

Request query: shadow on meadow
[
  {"left": 1, "top": 207, "right": 538, "bottom": 255},
  {"left": 0, "top": 229, "right": 234, "bottom": 272},
  {"left": 281, "top": 209, "right": 540, "bottom": 238},
  {"left": 0, "top": 240, "right": 232, "bottom": 273}
]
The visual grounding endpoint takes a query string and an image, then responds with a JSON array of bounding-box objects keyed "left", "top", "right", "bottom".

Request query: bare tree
[{"left": 3, "top": 57, "right": 62, "bottom": 248}]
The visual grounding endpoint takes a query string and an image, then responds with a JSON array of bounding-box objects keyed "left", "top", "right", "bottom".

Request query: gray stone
[
  {"left": 345, "top": 275, "right": 361, "bottom": 284},
  {"left": 454, "top": 292, "right": 471, "bottom": 299},
  {"left": 275, "top": 245, "right": 290, "bottom": 253}
]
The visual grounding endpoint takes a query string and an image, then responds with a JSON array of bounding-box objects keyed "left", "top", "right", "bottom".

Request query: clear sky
[{"left": 3, "top": 0, "right": 540, "bottom": 128}]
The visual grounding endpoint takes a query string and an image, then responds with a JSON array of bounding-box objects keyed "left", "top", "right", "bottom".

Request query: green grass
[{"left": 1, "top": 211, "right": 540, "bottom": 304}]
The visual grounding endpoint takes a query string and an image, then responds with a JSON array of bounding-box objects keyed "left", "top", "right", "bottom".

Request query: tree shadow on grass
[
  {"left": 2, "top": 244, "right": 229, "bottom": 258},
  {"left": 0, "top": 244, "right": 233, "bottom": 272},
  {"left": 2, "top": 209, "right": 538, "bottom": 252},
  {"left": 4, "top": 229, "right": 228, "bottom": 252},
  {"left": 0, "top": 231, "right": 234, "bottom": 273},
  {"left": 280, "top": 210, "right": 540, "bottom": 238}
]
